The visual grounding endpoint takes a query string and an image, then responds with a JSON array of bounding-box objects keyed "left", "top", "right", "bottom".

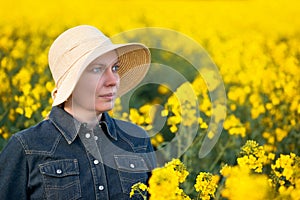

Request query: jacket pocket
[
  {"left": 114, "top": 155, "right": 149, "bottom": 195},
  {"left": 39, "top": 159, "right": 81, "bottom": 200}
]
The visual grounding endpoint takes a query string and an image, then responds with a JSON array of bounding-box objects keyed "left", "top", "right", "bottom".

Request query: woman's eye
[
  {"left": 92, "top": 67, "right": 104, "bottom": 73},
  {"left": 112, "top": 65, "right": 120, "bottom": 72}
]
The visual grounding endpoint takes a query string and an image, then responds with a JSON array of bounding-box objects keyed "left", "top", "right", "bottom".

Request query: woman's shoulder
[
  {"left": 11, "top": 119, "right": 61, "bottom": 151},
  {"left": 14, "top": 118, "right": 53, "bottom": 137}
]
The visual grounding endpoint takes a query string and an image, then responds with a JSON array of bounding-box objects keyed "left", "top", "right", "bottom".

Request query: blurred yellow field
[{"left": 0, "top": 0, "right": 299, "bottom": 199}]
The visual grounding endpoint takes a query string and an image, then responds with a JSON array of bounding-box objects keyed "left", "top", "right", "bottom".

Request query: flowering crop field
[{"left": 0, "top": 0, "right": 300, "bottom": 199}]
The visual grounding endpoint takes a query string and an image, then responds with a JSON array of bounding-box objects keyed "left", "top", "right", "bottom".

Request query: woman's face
[{"left": 70, "top": 50, "right": 120, "bottom": 117}]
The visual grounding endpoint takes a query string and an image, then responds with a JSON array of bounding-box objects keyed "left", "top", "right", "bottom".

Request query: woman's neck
[{"left": 63, "top": 101, "right": 102, "bottom": 128}]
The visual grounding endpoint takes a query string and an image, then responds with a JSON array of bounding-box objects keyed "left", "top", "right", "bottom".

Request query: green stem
[
  {"left": 196, "top": 192, "right": 200, "bottom": 200},
  {"left": 137, "top": 190, "right": 147, "bottom": 200},
  {"left": 178, "top": 126, "right": 182, "bottom": 158},
  {"left": 209, "top": 137, "right": 233, "bottom": 172}
]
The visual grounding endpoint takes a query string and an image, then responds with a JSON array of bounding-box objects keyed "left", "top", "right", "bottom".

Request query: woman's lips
[{"left": 98, "top": 93, "right": 115, "bottom": 99}]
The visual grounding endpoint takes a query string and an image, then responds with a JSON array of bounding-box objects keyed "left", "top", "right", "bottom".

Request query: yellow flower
[
  {"left": 139, "top": 183, "right": 148, "bottom": 191},
  {"left": 271, "top": 153, "right": 300, "bottom": 189},
  {"left": 199, "top": 68, "right": 220, "bottom": 92},
  {"left": 213, "top": 104, "right": 226, "bottom": 123},
  {"left": 148, "top": 167, "right": 179, "bottom": 200},
  {"left": 275, "top": 128, "right": 288, "bottom": 142},
  {"left": 148, "top": 159, "right": 190, "bottom": 200},
  {"left": 16, "top": 107, "right": 24, "bottom": 115},
  {"left": 170, "top": 125, "right": 178, "bottom": 133},
  {"left": 157, "top": 84, "right": 170, "bottom": 95},
  {"left": 194, "top": 172, "right": 219, "bottom": 200},
  {"left": 164, "top": 159, "right": 189, "bottom": 183},
  {"left": 151, "top": 133, "right": 164, "bottom": 147},
  {"left": 24, "top": 106, "right": 33, "bottom": 118},
  {"left": 130, "top": 182, "right": 148, "bottom": 199},
  {"left": 175, "top": 188, "right": 191, "bottom": 200},
  {"left": 220, "top": 165, "right": 271, "bottom": 200},
  {"left": 167, "top": 116, "right": 181, "bottom": 126},
  {"left": 129, "top": 108, "right": 144, "bottom": 125},
  {"left": 223, "top": 115, "right": 246, "bottom": 137},
  {"left": 161, "top": 109, "right": 169, "bottom": 117},
  {"left": 200, "top": 121, "right": 208, "bottom": 129},
  {"left": 237, "top": 140, "right": 269, "bottom": 173},
  {"left": 0, "top": 127, "right": 10, "bottom": 140}
]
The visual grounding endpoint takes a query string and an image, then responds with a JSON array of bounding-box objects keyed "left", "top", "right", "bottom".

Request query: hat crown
[{"left": 48, "top": 25, "right": 111, "bottom": 83}]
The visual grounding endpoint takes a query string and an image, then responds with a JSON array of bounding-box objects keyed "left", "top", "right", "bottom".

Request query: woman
[{"left": 0, "top": 25, "right": 156, "bottom": 199}]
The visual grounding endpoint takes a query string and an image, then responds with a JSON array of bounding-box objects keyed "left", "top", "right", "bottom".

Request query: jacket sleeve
[{"left": 0, "top": 135, "right": 29, "bottom": 199}]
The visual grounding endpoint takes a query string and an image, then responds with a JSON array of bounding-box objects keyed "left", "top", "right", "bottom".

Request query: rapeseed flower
[
  {"left": 220, "top": 165, "right": 271, "bottom": 200},
  {"left": 271, "top": 153, "right": 300, "bottom": 200},
  {"left": 147, "top": 159, "right": 190, "bottom": 200},
  {"left": 164, "top": 158, "right": 189, "bottom": 183},
  {"left": 237, "top": 140, "right": 269, "bottom": 173},
  {"left": 148, "top": 166, "right": 180, "bottom": 200},
  {"left": 130, "top": 182, "right": 148, "bottom": 200},
  {"left": 194, "top": 172, "right": 219, "bottom": 200},
  {"left": 223, "top": 114, "right": 246, "bottom": 137}
]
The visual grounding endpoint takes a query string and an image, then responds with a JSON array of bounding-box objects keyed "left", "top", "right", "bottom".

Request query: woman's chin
[{"left": 94, "top": 103, "right": 114, "bottom": 113}]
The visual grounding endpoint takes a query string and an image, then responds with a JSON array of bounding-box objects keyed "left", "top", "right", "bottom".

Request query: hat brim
[{"left": 52, "top": 43, "right": 150, "bottom": 106}]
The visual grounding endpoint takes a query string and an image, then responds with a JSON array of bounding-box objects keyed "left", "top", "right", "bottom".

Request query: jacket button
[
  {"left": 56, "top": 169, "right": 62, "bottom": 174},
  {"left": 94, "top": 160, "right": 99, "bottom": 165},
  {"left": 85, "top": 133, "right": 91, "bottom": 138},
  {"left": 99, "top": 185, "right": 104, "bottom": 191},
  {"left": 130, "top": 163, "right": 135, "bottom": 169}
]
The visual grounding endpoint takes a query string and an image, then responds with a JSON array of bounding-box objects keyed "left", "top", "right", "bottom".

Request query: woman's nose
[{"left": 104, "top": 68, "right": 119, "bottom": 86}]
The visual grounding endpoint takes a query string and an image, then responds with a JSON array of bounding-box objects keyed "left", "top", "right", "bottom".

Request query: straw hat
[{"left": 48, "top": 25, "right": 151, "bottom": 106}]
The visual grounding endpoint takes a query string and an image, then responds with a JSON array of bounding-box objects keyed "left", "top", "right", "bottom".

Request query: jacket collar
[
  {"left": 100, "top": 112, "right": 118, "bottom": 141},
  {"left": 49, "top": 106, "right": 117, "bottom": 144}
]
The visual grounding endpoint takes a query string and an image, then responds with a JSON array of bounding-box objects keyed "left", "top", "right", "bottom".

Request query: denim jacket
[{"left": 0, "top": 106, "right": 156, "bottom": 200}]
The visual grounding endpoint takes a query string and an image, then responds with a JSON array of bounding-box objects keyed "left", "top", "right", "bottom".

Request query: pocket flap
[
  {"left": 114, "top": 155, "right": 149, "bottom": 172},
  {"left": 39, "top": 159, "right": 79, "bottom": 177}
]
